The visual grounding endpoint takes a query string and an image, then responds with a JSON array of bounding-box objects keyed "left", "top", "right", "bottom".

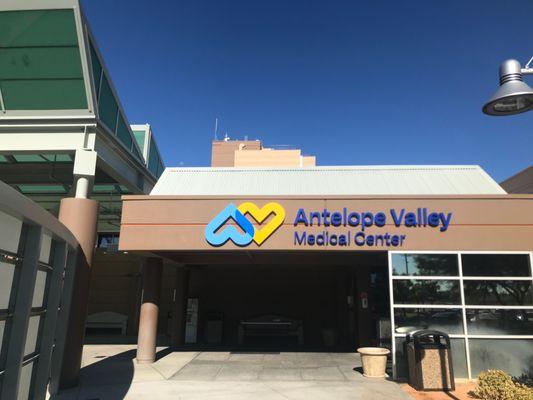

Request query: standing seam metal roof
[{"left": 150, "top": 165, "right": 506, "bottom": 195}]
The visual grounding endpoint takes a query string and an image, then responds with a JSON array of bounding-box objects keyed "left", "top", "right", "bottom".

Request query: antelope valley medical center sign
[{"left": 204, "top": 202, "right": 453, "bottom": 248}]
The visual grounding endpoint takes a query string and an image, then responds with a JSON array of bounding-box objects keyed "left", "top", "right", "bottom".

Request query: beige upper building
[{"left": 211, "top": 138, "right": 316, "bottom": 167}]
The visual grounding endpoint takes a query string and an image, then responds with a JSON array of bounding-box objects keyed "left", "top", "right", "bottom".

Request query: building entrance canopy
[{"left": 119, "top": 194, "right": 533, "bottom": 254}]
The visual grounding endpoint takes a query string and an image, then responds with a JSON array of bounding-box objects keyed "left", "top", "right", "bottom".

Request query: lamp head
[{"left": 483, "top": 59, "right": 533, "bottom": 116}]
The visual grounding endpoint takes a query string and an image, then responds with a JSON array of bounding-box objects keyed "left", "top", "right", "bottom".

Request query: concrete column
[
  {"left": 137, "top": 258, "right": 163, "bottom": 364},
  {"left": 57, "top": 197, "right": 99, "bottom": 389},
  {"left": 170, "top": 267, "right": 189, "bottom": 348}
]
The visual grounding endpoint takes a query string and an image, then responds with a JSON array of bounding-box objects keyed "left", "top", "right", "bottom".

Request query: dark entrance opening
[{"left": 169, "top": 251, "right": 391, "bottom": 352}]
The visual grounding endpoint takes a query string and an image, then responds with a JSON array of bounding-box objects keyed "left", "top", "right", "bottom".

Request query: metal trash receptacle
[{"left": 406, "top": 330, "right": 455, "bottom": 391}]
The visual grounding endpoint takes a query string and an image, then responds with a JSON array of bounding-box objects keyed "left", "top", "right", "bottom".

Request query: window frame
[{"left": 388, "top": 250, "right": 533, "bottom": 381}]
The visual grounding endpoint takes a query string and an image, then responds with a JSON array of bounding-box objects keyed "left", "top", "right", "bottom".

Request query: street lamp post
[{"left": 483, "top": 58, "right": 533, "bottom": 116}]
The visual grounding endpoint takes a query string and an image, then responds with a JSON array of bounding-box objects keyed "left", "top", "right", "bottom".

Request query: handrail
[{"left": 0, "top": 180, "right": 78, "bottom": 248}]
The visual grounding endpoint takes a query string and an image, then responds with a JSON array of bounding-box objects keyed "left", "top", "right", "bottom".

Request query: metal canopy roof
[{"left": 151, "top": 165, "right": 506, "bottom": 196}]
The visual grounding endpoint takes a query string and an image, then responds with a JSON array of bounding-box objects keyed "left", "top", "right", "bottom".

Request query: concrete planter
[{"left": 357, "top": 347, "right": 390, "bottom": 378}]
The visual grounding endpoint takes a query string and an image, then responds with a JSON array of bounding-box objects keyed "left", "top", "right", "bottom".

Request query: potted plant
[{"left": 357, "top": 347, "right": 390, "bottom": 378}]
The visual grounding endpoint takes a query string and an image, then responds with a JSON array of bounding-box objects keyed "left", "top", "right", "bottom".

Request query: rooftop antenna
[{"left": 214, "top": 118, "right": 219, "bottom": 140}]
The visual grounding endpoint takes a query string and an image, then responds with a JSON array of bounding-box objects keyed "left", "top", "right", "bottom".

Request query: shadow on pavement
[{"left": 50, "top": 347, "right": 170, "bottom": 400}]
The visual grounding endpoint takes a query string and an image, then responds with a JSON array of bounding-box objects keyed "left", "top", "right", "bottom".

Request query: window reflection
[
  {"left": 394, "top": 308, "right": 463, "bottom": 334},
  {"left": 464, "top": 281, "right": 533, "bottom": 306},
  {"left": 393, "top": 280, "right": 460, "bottom": 305},
  {"left": 462, "top": 254, "right": 531, "bottom": 277},
  {"left": 467, "top": 309, "right": 533, "bottom": 335},
  {"left": 392, "top": 254, "right": 459, "bottom": 276},
  {"left": 469, "top": 339, "right": 533, "bottom": 377}
]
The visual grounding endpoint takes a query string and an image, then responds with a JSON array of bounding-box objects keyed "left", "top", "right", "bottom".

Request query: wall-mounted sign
[
  {"left": 205, "top": 203, "right": 451, "bottom": 248},
  {"left": 205, "top": 202, "right": 285, "bottom": 247},
  {"left": 293, "top": 208, "right": 452, "bottom": 248}
]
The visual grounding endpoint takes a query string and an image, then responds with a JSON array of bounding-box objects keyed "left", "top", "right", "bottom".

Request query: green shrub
[{"left": 473, "top": 370, "right": 533, "bottom": 400}]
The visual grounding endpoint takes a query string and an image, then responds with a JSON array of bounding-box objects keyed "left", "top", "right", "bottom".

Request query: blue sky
[{"left": 83, "top": 1, "right": 533, "bottom": 181}]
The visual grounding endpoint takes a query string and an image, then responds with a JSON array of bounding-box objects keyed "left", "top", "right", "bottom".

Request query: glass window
[
  {"left": 132, "top": 130, "right": 146, "bottom": 151},
  {"left": 116, "top": 115, "right": 133, "bottom": 150},
  {"left": 98, "top": 76, "right": 118, "bottom": 132},
  {"left": 466, "top": 309, "right": 533, "bottom": 335},
  {"left": 469, "top": 339, "right": 533, "bottom": 378},
  {"left": 39, "top": 233, "right": 52, "bottom": 264},
  {"left": 0, "top": 261, "right": 15, "bottom": 310},
  {"left": 0, "top": 211, "right": 22, "bottom": 254},
  {"left": 16, "top": 360, "right": 34, "bottom": 400},
  {"left": 393, "top": 280, "right": 461, "bottom": 305},
  {"left": 157, "top": 160, "right": 165, "bottom": 177},
  {"left": 391, "top": 254, "right": 459, "bottom": 276},
  {"left": 0, "top": 10, "right": 78, "bottom": 47},
  {"left": 0, "top": 47, "right": 82, "bottom": 80},
  {"left": 148, "top": 137, "right": 160, "bottom": 177},
  {"left": 24, "top": 315, "right": 41, "bottom": 357},
  {"left": 394, "top": 308, "right": 463, "bottom": 334},
  {"left": 89, "top": 42, "right": 102, "bottom": 98},
  {"left": 462, "top": 254, "right": 532, "bottom": 277},
  {"left": 464, "top": 281, "right": 533, "bottom": 306},
  {"left": 32, "top": 270, "right": 48, "bottom": 309},
  {"left": 0, "top": 319, "right": 5, "bottom": 358},
  {"left": 0, "top": 10, "right": 87, "bottom": 111},
  {"left": 1, "top": 79, "right": 87, "bottom": 110}
]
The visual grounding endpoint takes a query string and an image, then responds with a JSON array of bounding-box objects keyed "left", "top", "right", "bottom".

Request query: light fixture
[{"left": 483, "top": 58, "right": 533, "bottom": 116}]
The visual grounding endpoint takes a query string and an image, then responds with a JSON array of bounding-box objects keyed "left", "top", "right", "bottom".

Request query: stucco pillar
[
  {"left": 137, "top": 258, "right": 163, "bottom": 364},
  {"left": 57, "top": 197, "right": 99, "bottom": 389},
  {"left": 170, "top": 267, "right": 189, "bottom": 348}
]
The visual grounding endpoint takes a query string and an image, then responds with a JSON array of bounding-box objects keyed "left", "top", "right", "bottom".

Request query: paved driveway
[{"left": 51, "top": 345, "right": 411, "bottom": 400}]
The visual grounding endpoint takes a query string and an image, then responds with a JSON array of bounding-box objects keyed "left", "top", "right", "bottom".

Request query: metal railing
[{"left": 0, "top": 180, "right": 79, "bottom": 400}]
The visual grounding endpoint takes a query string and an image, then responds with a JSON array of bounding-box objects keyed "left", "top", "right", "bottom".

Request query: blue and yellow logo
[{"left": 205, "top": 202, "right": 285, "bottom": 247}]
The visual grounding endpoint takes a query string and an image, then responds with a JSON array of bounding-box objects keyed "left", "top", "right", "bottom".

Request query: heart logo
[
  {"left": 204, "top": 203, "right": 255, "bottom": 246},
  {"left": 237, "top": 202, "right": 285, "bottom": 245}
]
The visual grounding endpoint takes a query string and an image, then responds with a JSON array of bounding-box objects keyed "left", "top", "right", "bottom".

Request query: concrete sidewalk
[{"left": 50, "top": 345, "right": 412, "bottom": 400}]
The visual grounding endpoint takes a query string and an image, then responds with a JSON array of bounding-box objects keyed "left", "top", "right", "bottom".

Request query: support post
[
  {"left": 56, "top": 197, "right": 98, "bottom": 389},
  {"left": 137, "top": 258, "right": 163, "bottom": 364}
]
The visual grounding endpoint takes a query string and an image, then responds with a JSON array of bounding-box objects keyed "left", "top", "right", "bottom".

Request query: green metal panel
[
  {"left": 89, "top": 42, "right": 102, "bottom": 99},
  {"left": 132, "top": 130, "right": 146, "bottom": 151},
  {"left": 98, "top": 76, "right": 118, "bottom": 132},
  {"left": 1, "top": 79, "right": 87, "bottom": 110},
  {"left": 0, "top": 10, "right": 78, "bottom": 47},
  {"left": 0, "top": 9, "right": 87, "bottom": 110},
  {"left": 116, "top": 115, "right": 132, "bottom": 150}
]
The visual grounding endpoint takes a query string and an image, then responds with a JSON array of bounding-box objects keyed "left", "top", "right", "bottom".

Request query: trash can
[{"left": 406, "top": 330, "right": 455, "bottom": 391}]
